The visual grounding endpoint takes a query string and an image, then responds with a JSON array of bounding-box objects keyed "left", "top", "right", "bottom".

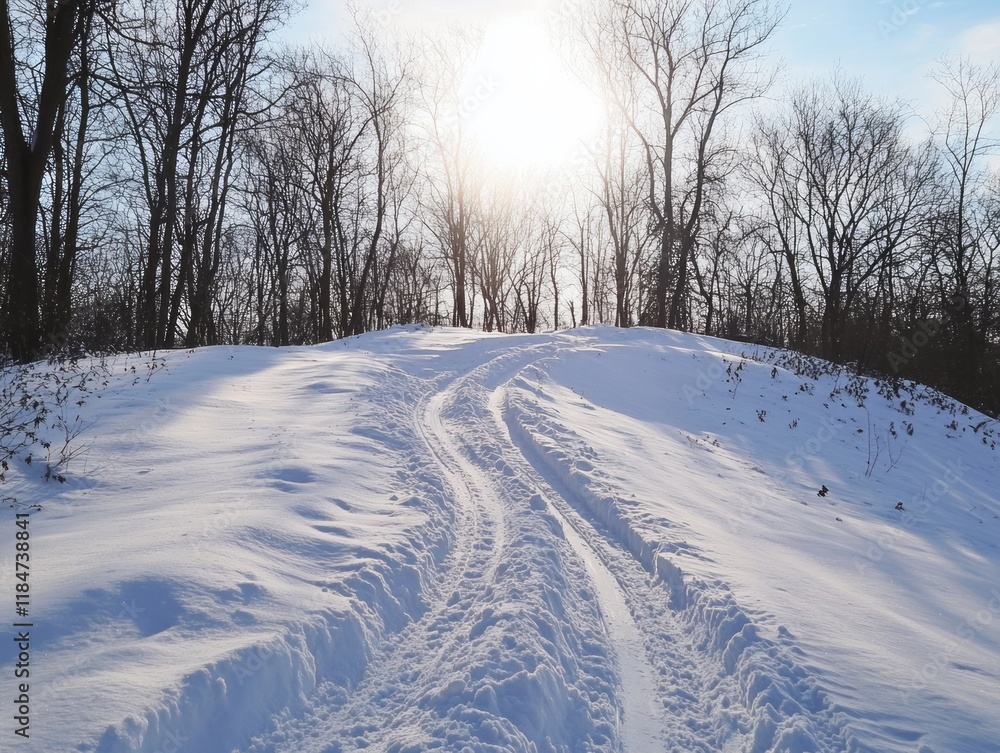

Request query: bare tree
[
  {"left": 597, "top": 104, "right": 648, "bottom": 327},
  {"left": 280, "top": 49, "right": 359, "bottom": 341},
  {"left": 414, "top": 27, "right": 485, "bottom": 329},
  {"left": 240, "top": 114, "right": 311, "bottom": 345},
  {"left": 926, "top": 56, "right": 1000, "bottom": 387},
  {"left": 105, "top": 0, "right": 286, "bottom": 349},
  {"left": 0, "top": 0, "right": 93, "bottom": 359},
  {"left": 341, "top": 15, "right": 411, "bottom": 337},
  {"left": 472, "top": 185, "right": 520, "bottom": 333},
  {"left": 592, "top": 0, "right": 781, "bottom": 330},
  {"left": 748, "top": 76, "right": 937, "bottom": 361}
]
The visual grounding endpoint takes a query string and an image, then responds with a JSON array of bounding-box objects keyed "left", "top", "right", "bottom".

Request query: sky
[
  {"left": 772, "top": 0, "right": 1000, "bottom": 105},
  {"left": 281, "top": 0, "right": 1000, "bottom": 113}
]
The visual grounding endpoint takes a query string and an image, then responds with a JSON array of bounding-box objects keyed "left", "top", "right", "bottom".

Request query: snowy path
[
  {"left": 495, "top": 376, "right": 775, "bottom": 753},
  {"left": 15, "top": 326, "right": 998, "bottom": 753},
  {"left": 487, "top": 385, "right": 666, "bottom": 752},
  {"left": 243, "top": 344, "right": 625, "bottom": 751},
  {"left": 542, "top": 502, "right": 663, "bottom": 753},
  {"left": 241, "top": 339, "right": 838, "bottom": 752}
]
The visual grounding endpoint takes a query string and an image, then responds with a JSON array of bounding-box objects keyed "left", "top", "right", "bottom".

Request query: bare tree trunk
[{"left": 0, "top": 0, "right": 86, "bottom": 359}]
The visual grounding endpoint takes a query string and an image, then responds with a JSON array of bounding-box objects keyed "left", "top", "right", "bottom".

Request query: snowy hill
[{"left": 3, "top": 326, "right": 998, "bottom": 753}]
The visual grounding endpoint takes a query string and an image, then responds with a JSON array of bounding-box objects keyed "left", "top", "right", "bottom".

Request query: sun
[{"left": 459, "top": 17, "right": 605, "bottom": 171}]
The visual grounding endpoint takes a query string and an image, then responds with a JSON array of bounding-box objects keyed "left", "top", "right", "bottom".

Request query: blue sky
[
  {"left": 281, "top": 0, "right": 1000, "bottom": 111},
  {"left": 773, "top": 1, "right": 999, "bottom": 103}
]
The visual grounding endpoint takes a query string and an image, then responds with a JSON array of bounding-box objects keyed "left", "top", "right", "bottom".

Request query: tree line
[{"left": 1, "top": 0, "right": 998, "bottom": 415}]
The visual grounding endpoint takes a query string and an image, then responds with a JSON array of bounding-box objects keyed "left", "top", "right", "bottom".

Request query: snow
[{"left": 3, "top": 325, "right": 998, "bottom": 753}]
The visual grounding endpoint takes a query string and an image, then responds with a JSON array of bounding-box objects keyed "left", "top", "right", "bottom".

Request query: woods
[{"left": 1, "top": 0, "right": 998, "bottom": 415}]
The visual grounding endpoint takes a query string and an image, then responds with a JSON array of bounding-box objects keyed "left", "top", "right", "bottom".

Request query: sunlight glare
[{"left": 459, "top": 17, "right": 604, "bottom": 171}]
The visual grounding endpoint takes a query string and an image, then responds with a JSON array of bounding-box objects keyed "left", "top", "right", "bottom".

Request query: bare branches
[{"left": 588, "top": 0, "right": 782, "bottom": 328}]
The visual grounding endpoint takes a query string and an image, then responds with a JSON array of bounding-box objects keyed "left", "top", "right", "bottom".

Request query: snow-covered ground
[{"left": 3, "top": 326, "right": 998, "bottom": 753}]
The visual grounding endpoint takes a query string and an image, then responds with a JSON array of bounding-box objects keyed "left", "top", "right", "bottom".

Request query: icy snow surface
[{"left": 3, "top": 325, "right": 999, "bottom": 753}]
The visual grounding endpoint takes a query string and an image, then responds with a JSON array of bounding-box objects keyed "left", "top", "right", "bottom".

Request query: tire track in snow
[
  {"left": 502, "top": 360, "right": 852, "bottom": 752},
  {"left": 490, "top": 383, "right": 747, "bottom": 752},
  {"left": 241, "top": 361, "right": 510, "bottom": 751},
  {"left": 533, "top": 505, "right": 667, "bottom": 752},
  {"left": 243, "top": 342, "right": 622, "bottom": 752},
  {"left": 496, "top": 377, "right": 665, "bottom": 751}
]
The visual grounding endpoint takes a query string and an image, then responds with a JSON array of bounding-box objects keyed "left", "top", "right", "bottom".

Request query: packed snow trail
[
  {"left": 8, "top": 326, "right": 998, "bottom": 753},
  {"left": 241, "top": 335, "right": 846, "bottom": 752},
  {"left": 545, "top": 506, "right": 662, "bottom": 752},
  {"left": 488, "top": 386, "right": 664, "bottom": 753},
  {"left": 243, "top": 342, "right": 625, "bottom": 751}
]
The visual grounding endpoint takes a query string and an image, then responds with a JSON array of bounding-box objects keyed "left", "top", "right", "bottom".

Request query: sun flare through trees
[{"left": 0, "top": 0, "right": 998, "bottom": 415}]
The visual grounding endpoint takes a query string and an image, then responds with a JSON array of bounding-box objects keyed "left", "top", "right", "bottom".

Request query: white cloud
[{"left": 960, "top": 20, "right": 1000, "bottom": 64}]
